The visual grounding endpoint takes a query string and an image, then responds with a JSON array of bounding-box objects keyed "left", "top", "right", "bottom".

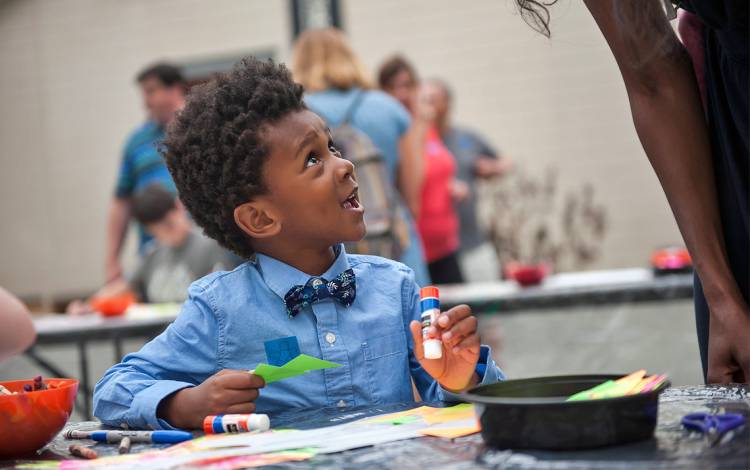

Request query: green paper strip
[
  {"left": 566, "top": 380, "right": 616, "bottom": 402},
  {"left": 252, "top": 354, "right": 341, "bottom": 384}
]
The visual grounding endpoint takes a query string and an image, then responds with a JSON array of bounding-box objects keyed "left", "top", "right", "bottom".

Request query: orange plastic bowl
[
  {"left": 0, "top": 378, "right": 78, "bottom": 458},
  {"left": 90, "top": 292, "right": 135, "bottom": 317}
]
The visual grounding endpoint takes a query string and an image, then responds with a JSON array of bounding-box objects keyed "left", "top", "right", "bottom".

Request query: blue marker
[{"left": 65, "top": 429, "right": 193, "bottom": 444}]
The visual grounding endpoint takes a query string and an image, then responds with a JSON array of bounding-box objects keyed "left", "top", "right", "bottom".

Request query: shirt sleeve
[
  {"left": 471, "top": 131, "right": 499, "bottom": 159},
  {"left": 93, "top": 284, "right": 220, "bottom": 430},
  {"left": 114, "top": 139, "right": 136, "bottom": 198},
  {"left": 401, "top": 270, "right": 505, "bottom": 402}
]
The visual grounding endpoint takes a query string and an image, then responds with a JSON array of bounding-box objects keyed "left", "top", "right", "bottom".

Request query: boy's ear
[{"left": 234, "top": 200, "right": 281, "bottom": 239}]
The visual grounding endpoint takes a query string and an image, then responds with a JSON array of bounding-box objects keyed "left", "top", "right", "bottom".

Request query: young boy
[
  {"left": 69, "top": 185, "right": 238, "bottom": 312},
  {"left": 93, "top": 58, "right": 504, "bottom": 430}
]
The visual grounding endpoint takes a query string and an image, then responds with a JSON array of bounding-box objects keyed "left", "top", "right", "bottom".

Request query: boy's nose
[{"left": 335, "top": 156, "right": 356, "bottom": 182}]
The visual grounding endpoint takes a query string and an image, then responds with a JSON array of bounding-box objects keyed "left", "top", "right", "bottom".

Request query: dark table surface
[{"left": 5, "top": 384, "right": 749, "bottom": 469}]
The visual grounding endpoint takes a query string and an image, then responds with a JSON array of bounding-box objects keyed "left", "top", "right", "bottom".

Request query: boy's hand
[
  {"left": 409, "top": 304, "right": 481, "bottom": 392},
  {"left": 158, "top": 369, "right": 265, "bottom": 429}
]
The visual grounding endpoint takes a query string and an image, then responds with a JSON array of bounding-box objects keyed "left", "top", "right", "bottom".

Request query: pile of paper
[{"left": 26, "top": 404, "right": 480, "bottom": 469}]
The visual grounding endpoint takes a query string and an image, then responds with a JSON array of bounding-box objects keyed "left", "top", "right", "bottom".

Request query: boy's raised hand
[
  {"left": 158, "top": 369, "right": 265, "bottom": 429},
  {"left": 409, "top": 304, "right": 481, "bottom": 392}
]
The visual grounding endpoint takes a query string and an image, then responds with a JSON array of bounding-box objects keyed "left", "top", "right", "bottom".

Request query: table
[
  {"left": 5, "top": 385, "right": 748, "bottom": 469},
  {"left": 25, "top": 307, "right": 179, "bottom": 419},
  {"left": 440, "top": 268, "right": 693, "bottom": 313},
  {"left": 24, "top": 269, "right": 692, "bottom": 419}
]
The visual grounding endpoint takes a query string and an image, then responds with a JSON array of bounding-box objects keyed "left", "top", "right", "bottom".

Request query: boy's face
[
  {"left": 247, "top": 109, "right": 366, "bottom": 250},
  {"left": 145, "top": 207, "right": 192, "bottom": 248}
]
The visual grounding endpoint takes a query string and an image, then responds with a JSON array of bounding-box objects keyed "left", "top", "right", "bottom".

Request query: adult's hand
[{"left": 707, "top": 297, "right": 750, "bottom": 383}]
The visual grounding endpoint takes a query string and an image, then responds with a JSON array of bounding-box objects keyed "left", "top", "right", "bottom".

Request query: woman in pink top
[
  {"left": 379, "top": 59, "right": 465, "bottom": 284},
  {"left": 417, "top": 123, "right": 465, "bottom": 284}
]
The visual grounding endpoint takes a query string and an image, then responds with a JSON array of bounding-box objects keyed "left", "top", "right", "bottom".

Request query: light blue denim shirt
[{"left": 93, "top": 246, "right": 504, "bottom": 430}]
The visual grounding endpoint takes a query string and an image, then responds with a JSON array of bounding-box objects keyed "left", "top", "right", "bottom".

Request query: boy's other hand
[
  {"left": 409, "top": 304, "right": 481, "bottom": 393},
  {"left": 158, "top": 369, "right": 265, "bottom": 429}
]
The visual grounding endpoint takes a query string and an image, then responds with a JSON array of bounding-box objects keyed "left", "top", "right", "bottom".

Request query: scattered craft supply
[
  {"left": 68, "top": 444, "right": 98, "bottom": 460},
  {"left": 264, "top": 336, "right": 301, "bottom": 367},
  {"left": 65, "top": 430, "right": 193, "bottom": 444},
  {"left": 0, "top": 376, "right": 58, "bottom": 395},
  {"left": 204, "top": 414, "right": 271, "bottom": 434},
  {"left": 251, "top": 354, "right": 341, "bottom": 384},
  {"left": 420, "top": 286, "right": 443, "bottom": 359},
  {"left": 681, "top": 412, "right": 746, "bottom": 447},
  {"left": 117, "top": 437, "right": 131, "bottom": 455},
  {"left": 566, "top": 370, "right": 667, "bottom": 401}
]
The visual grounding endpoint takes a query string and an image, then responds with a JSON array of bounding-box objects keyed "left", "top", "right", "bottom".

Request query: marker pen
[
  {"left": 65, "top": 429, "right": 193, "bottom": 444},
  {"left": 420, "top": 286, "right": 442, "bottom": 359}
]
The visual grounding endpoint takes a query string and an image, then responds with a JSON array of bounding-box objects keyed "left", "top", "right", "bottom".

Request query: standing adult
[
  {"left": 292, "top": 28, "right": 431, "bottom": 286},
  {"left": 380, "top": 59, "right": 465, "bottom": 284},
  {"left": 105, "top": 63, "right": 186, "bottom": 284},
  {"left": 517, "top": 0, "right": 749, "bottom": 383},
  {"left": 428, "top": 79, "right": 512, "bottom": 282}
]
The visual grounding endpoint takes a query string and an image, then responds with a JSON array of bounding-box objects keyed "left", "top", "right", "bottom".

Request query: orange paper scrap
[{"left": 420, "top": 423, "right": 481, "bottom": 438}]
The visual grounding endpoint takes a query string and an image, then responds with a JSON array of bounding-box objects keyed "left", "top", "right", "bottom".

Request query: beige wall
[
  {"left": 0, "top": 0, "right": 682, "bottom": 299},
  {"left": 0, "top": 0, "right": 291, "bottom": 298}
]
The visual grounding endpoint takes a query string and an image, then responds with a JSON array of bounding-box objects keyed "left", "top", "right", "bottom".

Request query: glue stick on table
[
  {"left": 203, "top": 413, "right": 270, "bottom": 434},
  {"left": 420, "top": 286, "right": 442, "bottom": 359}
]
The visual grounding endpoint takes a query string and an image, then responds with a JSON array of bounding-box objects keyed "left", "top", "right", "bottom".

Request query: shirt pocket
[{"left": 362, "top": 330, "right": 412, "bottom": 404}]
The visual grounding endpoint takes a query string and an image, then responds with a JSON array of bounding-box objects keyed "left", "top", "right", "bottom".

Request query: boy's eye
[
  {"left": 329, "top": 141, "right": 341, "bottom": 156},
  {"left": 305, "top": 153, "right": 322, "bottom": 168}
]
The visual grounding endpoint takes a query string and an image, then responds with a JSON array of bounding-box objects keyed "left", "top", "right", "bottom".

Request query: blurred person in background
[
  {"left": 105, "top": 63, "right": 186, "bottom": 285},
  {"left": 517, "top": 0, "right": 748, "bottom": 383},
  {"left": 0, "top": 287, "right": 35, "bottom": 362},
  {"left": 380, "top": 58, "right": 466, "bottom": 284},
  {"left": 292, "top": 28, "right": 431, "bottom": 286},
  {"left": 413, "top": 81, "right": 465, "bottom": 284},
  {"left": 427, "top": 79, "right": 512, "bottom": 282},
  {"left": 70, "top": 185, "right": 238, "bottom": 313}
]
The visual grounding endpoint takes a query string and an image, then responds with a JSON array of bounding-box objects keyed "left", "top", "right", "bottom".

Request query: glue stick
[
  {"left": 203, "top": 413, "right": 270, "bottom": 434},
  {"left": 420, "top": 286, "right": 442, "bottom": 359}
]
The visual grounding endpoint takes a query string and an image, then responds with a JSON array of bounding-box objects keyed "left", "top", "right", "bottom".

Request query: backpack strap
[{"left": 340, "top": 90, "right": 367, "bottom": 126}]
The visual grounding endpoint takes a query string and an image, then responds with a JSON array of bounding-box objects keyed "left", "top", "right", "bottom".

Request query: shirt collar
[{"left": 254, "top": 244, "right": 351, "bottom": 301}]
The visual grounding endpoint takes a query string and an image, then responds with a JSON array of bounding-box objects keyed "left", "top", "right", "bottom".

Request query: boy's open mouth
[{"left": 341, "top": 187, "right": 362, "bottom": 211}]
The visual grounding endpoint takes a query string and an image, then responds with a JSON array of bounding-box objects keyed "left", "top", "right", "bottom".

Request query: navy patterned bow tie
[{"left": 284, "top": 269, "right": 356, "bottom": 318}]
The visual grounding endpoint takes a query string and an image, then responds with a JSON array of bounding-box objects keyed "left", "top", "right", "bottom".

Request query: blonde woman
[{"left": 292, "top": 28, "right": 431, "bottom": 285}]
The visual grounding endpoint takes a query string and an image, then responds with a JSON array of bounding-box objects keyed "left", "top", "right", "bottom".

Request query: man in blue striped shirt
[{"left": 105, "top": 63, "right": 186, "bottom": 283}]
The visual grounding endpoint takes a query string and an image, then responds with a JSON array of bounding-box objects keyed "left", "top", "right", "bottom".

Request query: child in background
[
  {"left": 93, "top": 58, "right": 503, "bottom": 431},
  {"left": 68, "top": 185, "right": 238, "bottom": 313}
]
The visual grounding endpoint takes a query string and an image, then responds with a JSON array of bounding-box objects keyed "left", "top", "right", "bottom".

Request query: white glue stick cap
[
  {"left": 248, "top": 413, "right": 270, "bottom": 431},
  {"left": 423, "top": 339, "right": 443, "bottom": 359}
]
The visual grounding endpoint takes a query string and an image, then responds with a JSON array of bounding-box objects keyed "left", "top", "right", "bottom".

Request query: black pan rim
[{"left": 459, "top": 373, "right": 671, "bottom": 406}]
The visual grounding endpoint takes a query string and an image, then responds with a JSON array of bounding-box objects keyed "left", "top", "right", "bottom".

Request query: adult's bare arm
[
  {"left": 105, "top": 197, "right": 132, "bottom": 283},
  {"left": 0, "top": 287, "right": 35, "bottom": 361},
  {"left": 583, "top": 0, "right": 750, "bottom": 383}
]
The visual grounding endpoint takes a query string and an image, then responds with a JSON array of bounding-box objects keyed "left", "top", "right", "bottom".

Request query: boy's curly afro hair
[{"left": 162, "top": 57, "right": 305, "bottom": 259}]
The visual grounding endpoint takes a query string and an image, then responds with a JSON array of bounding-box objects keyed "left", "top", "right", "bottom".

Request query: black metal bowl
[{"left": 460, "top": 374, "right": 670, "bottom": 450}]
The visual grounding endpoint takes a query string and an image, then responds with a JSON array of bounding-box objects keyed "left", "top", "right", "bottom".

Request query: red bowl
[
  {"left": 505, "top": 263, "right": 549, "bottom": 287},
  {"left": 0, "top": 378, "right": 78, "bottom": 458},
  {"left": 90, "top": 293, "right": 135, "bottom": 317}
]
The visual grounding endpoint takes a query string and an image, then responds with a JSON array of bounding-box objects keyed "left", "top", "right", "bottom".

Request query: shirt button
[
  {"left": 325, "top": 332, "right": 336, "bottom": 345},
  {"left": 337, "top": 400, "right": 346, "bottom": 408}
]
